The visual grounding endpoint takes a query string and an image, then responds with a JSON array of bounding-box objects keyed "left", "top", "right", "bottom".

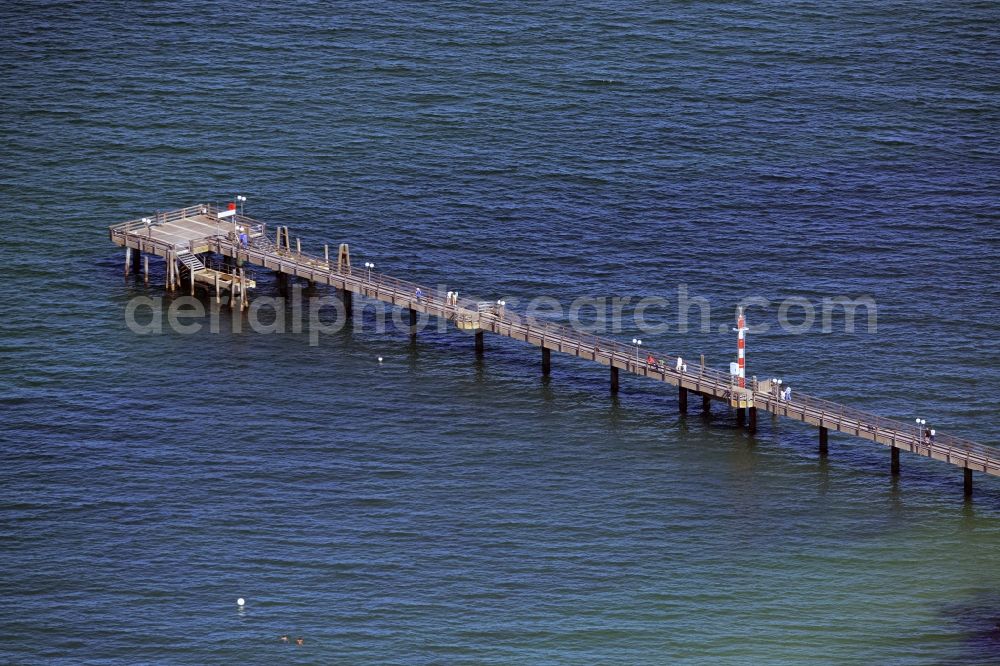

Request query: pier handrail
[
  {"left": 110, "top": 206, "right": 999, "bottom": 478},
  {"left": 111, "top": 204, "right": 269, "bottom": 241},
  {"left": 267, "top": 239, "right": 997, "bottom": 473},
  {"left": 776, "top": 390, "right": 995, "bottom": 469}
]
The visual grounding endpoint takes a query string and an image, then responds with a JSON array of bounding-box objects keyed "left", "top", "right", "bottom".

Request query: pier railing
[
  {"left": 110, "top": 203, "right": 266, "bottom": 240},
  {"left": 109, "top": 207, "right": 999, "bottom": 477},
  {"left": 238, "top": 234, "right": 997, "bottom": 472},
  {"left": 292, "top": 243, "right": 999, "bottom": 474}
]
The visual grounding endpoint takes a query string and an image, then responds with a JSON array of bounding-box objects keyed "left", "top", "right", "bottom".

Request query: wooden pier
[{"left": 110, "top": 204, "right": 999, "bottom": 496}]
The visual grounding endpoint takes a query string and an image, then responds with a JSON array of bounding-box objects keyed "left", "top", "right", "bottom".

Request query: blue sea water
[{"left": 2, "top": 1, "right": 999, "bottom": 663}]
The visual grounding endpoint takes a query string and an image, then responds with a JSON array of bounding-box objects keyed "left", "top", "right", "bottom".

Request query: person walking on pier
[{"left": 415, "top": 287, "right": 423, "bottom": 303}]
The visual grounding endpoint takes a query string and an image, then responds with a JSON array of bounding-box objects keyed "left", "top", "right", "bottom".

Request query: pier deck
[{"left": 110, "top": 204, "right": 1000, "bottom": 491}]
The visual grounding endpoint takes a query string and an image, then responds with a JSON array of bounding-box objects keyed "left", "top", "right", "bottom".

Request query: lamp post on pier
[
  {"left": 632, "top": 338, "right": 642, "bottom": 371},
  {"left": 915, "top": 418, "right": 926, "bottom": 447},
  {"left": 364, "top": 261, "right": 375, "bottom": 282},
  {"left": 236, "top": 195, "right": 247, "bottom": 215}
]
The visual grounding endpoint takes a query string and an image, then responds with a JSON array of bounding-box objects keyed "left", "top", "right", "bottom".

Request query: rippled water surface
[{"left": 2, "top": 1, "right": 999, "bottom": 664}]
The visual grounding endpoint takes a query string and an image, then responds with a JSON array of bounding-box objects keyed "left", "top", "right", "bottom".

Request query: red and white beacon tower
[{"left": 735, "top": 306, "right": 748, "bottom": 389}]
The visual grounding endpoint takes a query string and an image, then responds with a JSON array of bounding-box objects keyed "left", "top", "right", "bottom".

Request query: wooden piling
[
  {"left": 610, "top": 366, "right": 619, "bottom": 395},
  {"left": 679, "top": 386, "right": 688, "bottom": 413},
  {"left": 702, "top": 393, "right": 711, "bottom": 414},
  {"left": 343, "top": 288, "right": 353, "bottom": 317},
  {"left": 144, "top": 255, "right": 149, "bottom": 285},
  {"left": 737, "top": 407, "right": 746, "bottom": 426},
  {"left": 296, "top": 238, "right": 301, "bottom": 256},
  {"left": 214, "top": 271, "right": 220, "bottom": 303},
  {"left": 891, "top": 446, "right": 900, "bottom": 476},
  {"left": 189, "top": 265, "right": 195, "bottom": 296},
  {"left": 819, "top": 426, "right": 829, "bottom": 457},
  {"left": 475, "top": 329, "right": 484, "bottom": 356},
  {"left": 324, "top": 244, "right": 329, "bottom": 265},
  {"left": 748, "top": 406, "right": 757, "bottom": 433},
  {"left": 964, "top": 468, "right": 973, "bottom": 498},
  {"left": 542, "top": 347, "right": 551, "bottom": 376},
  {"left": 409, "top": 308, "right": 418, "bottom": 338},
  {"left": 124, "top": 247, "right": 131, "bottom": 276}
]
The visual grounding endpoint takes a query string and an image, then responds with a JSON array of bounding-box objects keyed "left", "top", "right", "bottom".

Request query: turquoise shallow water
[{"left": 2, "top": 1, "right": 999, "bottom": 663}]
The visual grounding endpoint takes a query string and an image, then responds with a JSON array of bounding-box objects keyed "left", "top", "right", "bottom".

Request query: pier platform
[{"left": 110, "top": 203, "right": 999, "bottom": 495}]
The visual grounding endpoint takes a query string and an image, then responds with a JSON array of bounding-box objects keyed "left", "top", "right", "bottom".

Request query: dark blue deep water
[{"left": 2, "top": 1, "right": 1000, "bottom": 663}]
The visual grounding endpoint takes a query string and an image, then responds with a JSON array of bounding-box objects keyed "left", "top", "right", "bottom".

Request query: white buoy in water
[
  {"left": 378, "top": 357, "right": 383, "bottom": 363},
  {"left": 237, "top": 597, "right": 245, "bottom": 607}
]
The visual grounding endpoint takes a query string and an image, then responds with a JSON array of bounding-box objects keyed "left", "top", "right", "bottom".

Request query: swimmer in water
[
  {"left": 280, "top": 635, "right": 289, "bottom": 643},
  {"left": 296, "top": 637, "right": 304, "bottom": 646}
]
